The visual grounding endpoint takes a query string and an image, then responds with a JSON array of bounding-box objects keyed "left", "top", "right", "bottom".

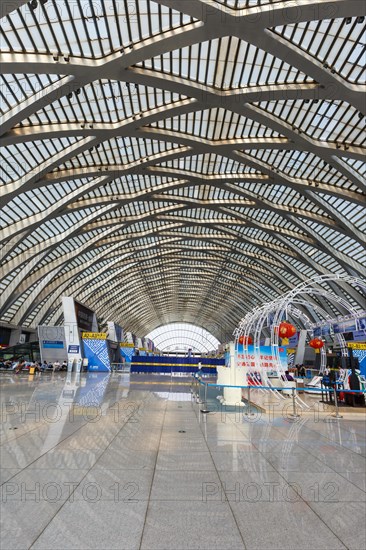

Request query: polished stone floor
[{"left": 0, "top": 371, "right": 365, "bottom": 550}]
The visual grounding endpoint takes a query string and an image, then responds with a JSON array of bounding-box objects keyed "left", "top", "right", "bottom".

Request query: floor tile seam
[
  {"left": 137, "top": 394, "right": 169, "bottom": 550},
  {"left": 266, "top": 423, "right": 366, "bottom": 496},
  {"left": 28, "top": 396, "right": 151, "bottom": 550},
  {"left": 279, "top": 425, "right": 366, "bottom": 449},
  {"left": 22, "top": 495, "right": 357, "bottom": 502},
  {"left": 0, "top": 420, "right": 65, "bottom": 447},
  {"left": 0, "top": 394, "right": 141, "bottom": 452},
  {"left": 191, "top": 400, "right": 247, "bottom": 550},
  {"left": 244, "top": 423, "right": 362, "bottom": 469},
  {"left": 1, "top": 395, "right": 142, "bottom": 487},
  {"left": 236, "top": 415, "right": 366, "bottom": 485},
  {"left": 246, "top": 438, "right": 350, "bottom": 549},
  {"left": 0, "top": 422, "right": 93, "bottom": 487},
  {"left": 274, "top": 419, "right": 366, "bottom": 456},
  {"left": 222, "top": 416, "right": 354, "bottom": 541}
]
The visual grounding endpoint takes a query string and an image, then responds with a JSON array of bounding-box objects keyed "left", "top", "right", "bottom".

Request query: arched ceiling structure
[
  {"left": 0, "top": 0, "right": 365, "bottom": 340},
  {"left": 146, "top": 322, "right": 220, "bottom": 352}
]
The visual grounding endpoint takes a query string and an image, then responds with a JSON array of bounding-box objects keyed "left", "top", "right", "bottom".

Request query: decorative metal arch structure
[
  {"left": 0, "top": 1, "right": 365, "bottom": 338},
  {"left": 235, "top": 275, "right": 366, "bottom": 382}
]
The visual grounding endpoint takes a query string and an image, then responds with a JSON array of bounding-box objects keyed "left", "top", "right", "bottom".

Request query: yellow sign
[
  {"left": 82, "top": 332, "right": 107, "bottom": 340},
  {"left": 347, "top": 342, "right": 366, "bottom": 350},
  {"left": 120, "top": 342, "right": 134, "bottom": 347}
]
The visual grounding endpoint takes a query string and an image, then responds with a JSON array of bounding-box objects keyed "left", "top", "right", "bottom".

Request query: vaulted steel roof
[{"left": 0, "top": 0, "right": 365, "bottom": 339}]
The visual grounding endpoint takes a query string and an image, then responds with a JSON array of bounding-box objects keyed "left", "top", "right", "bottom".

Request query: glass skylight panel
[
  {"left": 211, "top": 155, "right": 256, "bottom": 174},
  {"left": 1, "top": 1, "right": 364, "bottom": 330},
  {"left": 153, "top": 108, "right": 282, "bottom": 139},
  {"left": 341, "top": 158, "right": 366, "bottom": 179},
  {"left": 318, "top": 195, "right": 366, "bottom": 232},
  {"left": 272, "top": 17, "right": 366, "bottom": 84},
  {"left": 0, "top": 74, "right": 60, "bottom": 113},
  {"left": 243, "top": 148, "right": 349, "bottom": 187},
  {"left": 57, "top": 137, "right": 180, "bottom": 169},
  {"left": 1, "top": 0, "right": 196, "bottom": 58},
  {"left": 140, "top": 35, "right": 310, "bottom": 88},
  {"left": 25, "top": 81, "right": 186, "bottom": 125},
  {"left": 255, "top": 99, "right": 365, "bottom": 145}
]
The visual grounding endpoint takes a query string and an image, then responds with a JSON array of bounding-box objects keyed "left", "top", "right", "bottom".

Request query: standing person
[
  {"left": 195, "top": 362, "right": 203, "bottom": 379},
  {"left": 300, "top": 365, "right": 306, "bottom": 377},
  {"left": 338, "top": 365, "right": 346, "bottom": 382}
]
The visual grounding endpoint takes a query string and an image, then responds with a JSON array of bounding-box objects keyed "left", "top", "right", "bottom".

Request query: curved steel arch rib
[{"left": 0, "top": 0, "right": 365, "bottom": 335}]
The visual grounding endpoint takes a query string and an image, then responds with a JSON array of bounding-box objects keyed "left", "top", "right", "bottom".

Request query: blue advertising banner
[
  {"left": 83, "top": 338, "right": 111, "bottom": 372},
  {"left": 352, "top": 349, "right": 366, "bottom": 377},
  {"left": 236, "top": 344, "right": 287, "bottom": 370},
  {"left": 120, "top": 344, "right": 134, "bottom": 363}
]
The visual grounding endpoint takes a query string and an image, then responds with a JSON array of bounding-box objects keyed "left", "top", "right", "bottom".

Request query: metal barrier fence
[
  {"left": 111, "top": 362, "right": 130, "bottom": 372},
  {"left": 190, "top": 376, "right": 366, "bottom": 421}
]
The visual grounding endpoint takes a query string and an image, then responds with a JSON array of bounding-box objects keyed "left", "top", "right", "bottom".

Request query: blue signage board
[
  {"left": 42, "top": 340, "right": 64, "bottom": 349},
  {"left": 313, "top": 326, "right": 331, "bottom": 337},
  {"left": 288, "top": 332, "right": 299, "bottom": 347},
  {"left": 68, "top": 345, "right": 80, "bottom": 353},
  {"left": 353, "top": 330, "right": 366, "bottom": 342},
  {"left": 333, "top": 321, "right": 357, "bottom": 334}
]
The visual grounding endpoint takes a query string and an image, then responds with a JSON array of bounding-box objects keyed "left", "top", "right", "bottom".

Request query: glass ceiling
[
  {"left": 146, "top": 322, "right": 220, "bottom": 352},
  {"left": 0, "top": 0, "right": 365, "bottom": 340}
]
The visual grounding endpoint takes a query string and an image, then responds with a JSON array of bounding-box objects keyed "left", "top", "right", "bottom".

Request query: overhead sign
[
  {"left": 82, "top": 332, "right": 107, "bottom": 340},
  {"left": 68, "top": 345, "right": 80, "bottom": 353},
  {"left": 347, "top": 342, "right": 366, "bottom": 350},
  {"left": 38, "top": 326, "right": 67, "bottom": 363},
  {"left": 42, "top": 340, "right": 64, "bottom": 349}
]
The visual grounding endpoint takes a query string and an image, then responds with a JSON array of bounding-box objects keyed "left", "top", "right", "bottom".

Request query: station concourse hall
[{"left": 0, "top": 1, "right": 365, "bottom": 550}]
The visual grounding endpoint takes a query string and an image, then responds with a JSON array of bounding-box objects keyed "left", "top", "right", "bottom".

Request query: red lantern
[
  {"left": 278, "top": 322, "right": 296, "bottom": 338},
  {"left": 309, "top": 337, "right": 324, "bottom": 349},
  {"left": 239, "top": 335, "right": 253, "bottom": 345}
]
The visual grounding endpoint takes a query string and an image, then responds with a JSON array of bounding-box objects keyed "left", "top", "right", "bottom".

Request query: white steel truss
[{"left": 0, "top": 0, "right": 365, "bottom": 339}]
